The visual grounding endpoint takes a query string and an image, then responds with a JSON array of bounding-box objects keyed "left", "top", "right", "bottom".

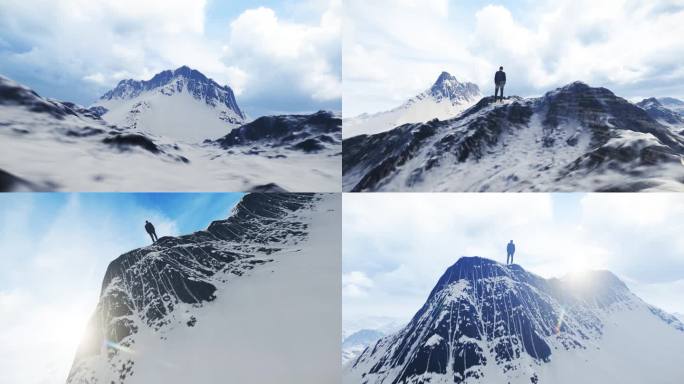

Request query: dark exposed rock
[
  {"left": 217, "top": 110, "right": 341, "bottom": 153},
  {"left": 102, "top": 134, "right": 160, "bottom": 153}
]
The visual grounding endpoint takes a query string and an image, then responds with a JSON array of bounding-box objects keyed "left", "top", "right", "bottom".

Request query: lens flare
[{"left": 104, "top": 340, "right": 135, "bottom": 354}]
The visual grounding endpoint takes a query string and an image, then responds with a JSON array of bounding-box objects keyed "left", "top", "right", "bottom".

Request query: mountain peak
[
  {"left": 433, "top": 71, "right": 458, "bottom": 86},
  {"left": 96, "top": 66, "right": 246, "bottom": 134},
  {"left": 427, "top": 71, "right": 481, "bottom": 103}
]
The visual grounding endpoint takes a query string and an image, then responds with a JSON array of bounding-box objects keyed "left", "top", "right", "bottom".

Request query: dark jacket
[
  {"left": 495, "top": 70, "right": 506, "bottom": 84},
  {"left": 145, "top": 222, "right": 155, "bottom": 234},
  {"left": 507, "top": 242, "right": 515, "bottom": 254}
]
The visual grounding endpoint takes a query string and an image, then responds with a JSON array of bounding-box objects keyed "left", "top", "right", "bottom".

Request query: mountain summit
[
  {"left": 427, "top": 71, "right": 481, "bottom": 104},
  {"left": 344, "top": 256, "right": 684, "bottom": 384},
  {"left": 94, "top": 66, "right": 246, "bottom": 142},
  {"left": 343, "top": 72, "right": 481, "bottom": 138}
]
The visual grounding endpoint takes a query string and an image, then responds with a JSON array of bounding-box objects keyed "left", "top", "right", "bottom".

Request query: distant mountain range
[
  {"left": 345, "top": 256, "right": 684, "bottom": 384},
  {"left": 343, "top": 80, "right": 684, "bottom": 192},
  {"left": 344, "top": 72, "right": 481, "bottom": 138}
]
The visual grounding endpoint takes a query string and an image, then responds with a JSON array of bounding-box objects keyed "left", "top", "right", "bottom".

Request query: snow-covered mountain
[
  {"left": 344, "top": 256, "right": 684, "bottom": 384},
  {"left": 93, "top": 66, "right": 245, "bottom": 142},
  {"left": 343, "top": 82, "right": 684, "bottom": 192},
  {"left": 0, "top": 75, "right": 341, "bottom": 191},
  {"left": 636, "top": 97, "right": 684, "bottom": 128},
  {"left": 344, "top": 72, "right": 481, "bottom": 138},
  {"left": 67, "top": 193, "right": 340, "bottom": 384},
  {"left": 657, "top": 97, "right": 684, "bottom": 116},
  {"left": 343, "top": 329, "right": 386, "bottom": 364}
]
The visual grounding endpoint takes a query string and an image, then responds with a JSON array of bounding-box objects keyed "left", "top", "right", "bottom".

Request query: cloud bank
[{"left": 343, "top": 0, "right": 684, "bottom": 117}]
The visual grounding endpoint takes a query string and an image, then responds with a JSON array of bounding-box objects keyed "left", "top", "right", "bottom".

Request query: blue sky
[
  {"left": 0, "top": 0, "right": 341, "bottom": 117},
  {"left": 344, "top": 0, "right": 684, "bottom": 116},
  {"left": 0, "top": 192, "right": 243, "bottom": 383},
  {"left": 343, "top": 193, "right": 684, "bottom": 333}
]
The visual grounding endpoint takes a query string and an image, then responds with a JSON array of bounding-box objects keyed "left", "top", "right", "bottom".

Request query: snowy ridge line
[
  {"left": 345, "top": 256, "right": 684, "bottom": 384},
  {"left": 67, "top": 193, "right": 321, "bottom": 384},
  {"left": 343, "top": 82, "right": 684, "bottom": 192}
]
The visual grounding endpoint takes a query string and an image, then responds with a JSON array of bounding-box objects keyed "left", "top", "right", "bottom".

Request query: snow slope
[
  {"left": 94, "top": 66, "right": 245, "bottom": 143},
  {"left": 343, "top": 82, "right": 684, "bottom": 192},
  {"left": 344, "top": 257, "right": 684, "bottom": 384},
  {"left": 67, "top": 193, "right": 341, "bottom": 384},
  {"left": 344, "top": 72, "right": 480, "bottom": 138},
  {"left": 0, "top": 76, "right": 341, "bottom": 192}
]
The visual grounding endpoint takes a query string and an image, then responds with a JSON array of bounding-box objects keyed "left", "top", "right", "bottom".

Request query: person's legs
[
  {"left": 500, "top": 83, "right": 505, "bottom": 101},
  {"left": 148, "top": 232, "right": 155, "bottom": 244},
  {"left": 495, "top": 84, "right": 501, "bottom": 99},
  {"left": 153, "top": 232, "right": 158, "bottom": 242}
]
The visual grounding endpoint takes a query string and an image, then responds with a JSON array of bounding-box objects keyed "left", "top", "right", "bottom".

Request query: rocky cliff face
[{"left": 67, "top": 193, "right": 338, "bottom": 383}]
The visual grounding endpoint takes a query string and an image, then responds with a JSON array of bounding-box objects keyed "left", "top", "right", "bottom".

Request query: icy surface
[
  {"left": 67, "top": 193, "right": 341, "bottom": 384},
  {"left": 344, "top": 257, "right": 684, "bottom": 384}
]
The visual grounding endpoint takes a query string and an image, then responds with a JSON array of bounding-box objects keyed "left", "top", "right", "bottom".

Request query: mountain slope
[
  {"left": 94, "top": 66, "right": 245, "bottom": 142},
  {"left": 344, "top": 72, "right": 481, "bottom": 138},
  {"left": 0, "top": 76, "right": 341, "bottom": 191},
  {"left": 217, "top": 110, "right": 342, "bottom": 153},
  {"left": 343, "top": 82, "right": 684, "bottom": 192},
  {"left": 658, "top": 97, "right": 684, "bottom": 115},
  {"left": 67, "top": 193, "right": 340, "bottom": 384},
  {"left": 344, "top": 257, "right": 684, "bottom": 384},
  {"left": 636, "top": 97, "right": 684, "bottom": 128}
]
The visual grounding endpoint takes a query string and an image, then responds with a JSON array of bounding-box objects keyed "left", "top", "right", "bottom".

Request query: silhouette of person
[
  {"left": 145, "top": 220, "right": 158, "bottom": 244},
  {"left": 494, "top": 66, "right": 506, "bottom": 102},
  {"left": 507, "top": 240, "right": 515, "bottom": 265}
]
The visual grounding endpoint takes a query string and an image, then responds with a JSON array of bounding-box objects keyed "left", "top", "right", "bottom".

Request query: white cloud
[
  {"left": 343, "top": 271, "right": 374, "bottom": 297},
  {"left": 223, "top": 2, "right": 341, "bottom": 104},
  {"left": 343, "top": 0, "right": 684, "bottom": 117}
]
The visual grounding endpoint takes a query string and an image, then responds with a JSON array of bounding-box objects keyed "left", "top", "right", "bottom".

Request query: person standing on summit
[
  {"left": 506, "top": 240, "right": 515, "bottom": 265},
  {"left": 494, "top": 66, "right": 506, "bottom": 102},
  {"left": 145, "top": 220, "right": 158, "bottom": 244}
]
